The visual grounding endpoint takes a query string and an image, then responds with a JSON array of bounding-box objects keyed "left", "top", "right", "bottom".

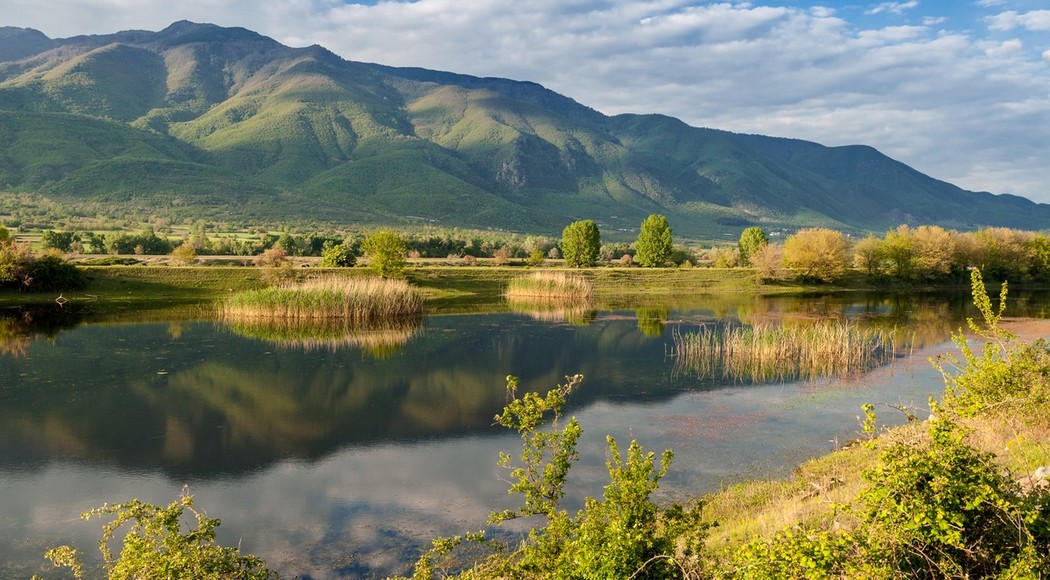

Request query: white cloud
[
  {"left": 976, "top": 0, "right": 1006, "bottom": 6},
  {"left": 984, "top": 38, "right": 1024, "bottom": 57},
  {"left": 2, "top": 0, "right": 1050, "bottom": 202},
  {"left": 988, "top": 9, "right": 1050, "bottom": 32},
  {"left": 865, "top": 1, "right": 919, "bottom": 16}
]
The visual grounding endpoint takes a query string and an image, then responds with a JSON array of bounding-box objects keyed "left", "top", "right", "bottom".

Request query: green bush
[
  {"left": 0, "top": 242, "right": 85, "bottom": 291},
  {"left": 321, "top": 241, "right": 357, "bottom": 267},
  {"left": 406, "top": 374, "right": 703, "bottom": 579},
  {"left": 41, "top": 490, "right": 275, "bottom": 579}
]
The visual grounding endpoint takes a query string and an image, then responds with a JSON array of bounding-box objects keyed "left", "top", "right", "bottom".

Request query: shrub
[
  {"left": 170, "top": 241, "right": 198, "bottom": 265},
  {"left": 405, "top": 375, "right": 703, "bottom": 579},
  {"left": 935, "top": 269, "right": 1050, "bottom": 417},
  {"left": 361, "top": 229, "right": 407, "bottom": 277},
  {"left": 42, "top": 489, "right": 275, "bottom": 579},
  {"left": 0, "top": 242, "right": 85, "bottom": 291},
  {"left": 320, "top": 241, "right": 356, "bottom": 267}
]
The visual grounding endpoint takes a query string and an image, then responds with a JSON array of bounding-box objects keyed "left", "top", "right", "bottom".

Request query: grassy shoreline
[{"left": 0, "top": 264, "right": 902, "bottom": 314}]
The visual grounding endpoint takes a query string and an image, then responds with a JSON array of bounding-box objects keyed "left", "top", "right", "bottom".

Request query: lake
[{"left": 3, "top": 290, "right": 1047, "bottom": 578}]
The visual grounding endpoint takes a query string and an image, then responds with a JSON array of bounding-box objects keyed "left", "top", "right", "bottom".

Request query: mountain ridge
[{"left": 0, "top": 20, "right": 1046, "bottom": 237}]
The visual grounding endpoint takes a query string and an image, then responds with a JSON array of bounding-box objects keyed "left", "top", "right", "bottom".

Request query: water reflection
[
  {"left": 2, "top": 290, "right": 1049, "bottom": 577},
  {"left": 224, "top": 317, "right": 423, "bottom": 357}
]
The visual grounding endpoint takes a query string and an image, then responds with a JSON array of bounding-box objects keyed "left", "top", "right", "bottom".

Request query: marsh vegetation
[
  {"left": 222, "top": 276, "right": 424, "bottom": 323},
  {"left": 671, "top": 320, "right": 902, "bottom": 382}
]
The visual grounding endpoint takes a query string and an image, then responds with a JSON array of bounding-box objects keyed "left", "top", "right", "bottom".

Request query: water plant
[
  {"left": 672, "top": 320, "right": 900, "bottom": 382},
  {"left": 40, "top": 488, "right": 275, "bottom": 579},
  {"left": 504, "top": 271, "right": 593, "bottom": 303},
  {"left": 222, "top": 275, "right": 424, "bottom": 323}
]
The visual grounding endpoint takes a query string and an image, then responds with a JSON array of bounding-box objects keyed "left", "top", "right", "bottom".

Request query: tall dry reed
[
  {"left": 672, "top": 320, "right": 900, "bottom": 382},
  {"left": 505, "top": 271, "right": 593, "bottom": 303},
  {"left": 222, "top": 276, "right": 424, "bottom": 323}
]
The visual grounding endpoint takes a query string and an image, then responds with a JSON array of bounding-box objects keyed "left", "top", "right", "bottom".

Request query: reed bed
[
  {"left": 225, "top": 317, "right": 421, "bottom": 355},
  {"left": 672, "top": 320, "right": 900, "bottom": 382},
  {"left": 504, "top": 271, "right": 593, "bottom": 304},
  {"left": 222, "top": 276, "right": 424, "bottom": 323}
]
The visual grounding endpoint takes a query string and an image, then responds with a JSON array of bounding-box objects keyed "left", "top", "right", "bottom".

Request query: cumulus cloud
[
  {"left": 3, "top": 0, "right": 1050, "bottom": 202},
  {"left": 865, "top": 1, "right": 919, "bottom": 16},
  {"left": 988, "top": 10, "right": 1050, "bottom": 32}
]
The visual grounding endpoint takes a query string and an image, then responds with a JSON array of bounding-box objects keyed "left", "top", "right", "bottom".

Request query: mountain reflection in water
[{"left": 2, "top": 290, "right": 1048, "bottom": 577}]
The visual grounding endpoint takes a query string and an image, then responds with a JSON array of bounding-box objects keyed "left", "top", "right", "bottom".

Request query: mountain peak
[
  {"left": 154, "top": 20, "right": 274, "bottom": 47},
  {"left": 0, "top": 26, "right": 54, "bottom": 61},
  {"left": 0, "top": 20, "right": 1046, "bottom": 235}
]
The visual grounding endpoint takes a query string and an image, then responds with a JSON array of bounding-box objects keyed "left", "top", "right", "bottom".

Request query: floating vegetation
[
  {"left": 224, "top": 317, "right": 421, "bottom": 357},
  {"left": 222, "top": 276, "right": 424, "bottom": 323},
  {"left": 504, "top": 271, "right": 593, "bottom": 305},
  {"left": 671, "top": 320, "right": 902, "bottom": 382}
]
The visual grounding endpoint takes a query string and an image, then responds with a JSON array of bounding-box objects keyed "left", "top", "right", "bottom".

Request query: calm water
[{"left": 2, "top": 291, "right": 1048, "bottom": 577}]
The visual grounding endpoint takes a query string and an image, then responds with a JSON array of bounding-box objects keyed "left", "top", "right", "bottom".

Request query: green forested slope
[{"left": 1, "top": 20, "right": 1047, "bottom": 235}]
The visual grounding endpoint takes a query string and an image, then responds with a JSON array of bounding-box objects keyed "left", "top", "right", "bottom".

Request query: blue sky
[{"left": 4, "top": 1, "right": 1050, "bottom": 203}]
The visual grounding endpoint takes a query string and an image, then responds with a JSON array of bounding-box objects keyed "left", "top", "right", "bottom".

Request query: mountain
[{"left": 0, "top": 20, "right": 1046, "bottom": 238}]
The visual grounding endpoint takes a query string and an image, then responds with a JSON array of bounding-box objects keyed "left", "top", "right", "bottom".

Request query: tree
[
  {"left": 41, "top": 230, "right": 80, "bottom": 253},
  {"left": 738, "top": 227, "right": 768, "bottom": 266},
  {"left": 321, "top": 241, "right": 357, "bottom": 267},
  {"left": 883, "top": 225, "right": 915, "bottom": 279},
  {"left": 750, "top": 243, "right": 786, "bottom": 281},
  {"left": 911, "top": 225, "right": 957, "bottom": 280},
  {"left": 853, "top": 235, "right": 885, "bottom": 276},
  {"left": 170, "top": 241, "right": 198, "bottom": 265},
  {"left": 0, "top": 225, "right": 10, "bottom": 242},
  {"left": 635, "top": 214, "right": 673, "bottom": 267},
  {"left": 783, "top": 228, "right": 849, "bottom": 282},
  {"left": 362, "top": 229, "right": 407, "bottom": 277},
  {"left": 561, "top": 220, "right": 600, "bottom": 268}
]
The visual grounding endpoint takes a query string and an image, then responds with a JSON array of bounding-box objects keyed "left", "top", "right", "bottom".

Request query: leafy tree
[
  {"left": 783, "top": 228, "right": 849, "bottom": 282},
  {"left": 43, "top": 489, "right": 275, "bottom": 579},
  {"left": 911, "top": 225, "right": 957, "bottom": 280},
  {"left": 0, "top": 225, "right": 10, "bottom": 242},
  {"left": 1027, "top": 234, "right": 1050, "bottom": 282},
  {"left": 561, "top": 220, "right": 600, "bottom": 267},
  {"left": 882, "top": 225, "right": 915, "bottom": 278},
  {"left": 0, "top": 240, "right": 32, "bottom": 288},
  {"left": 321, "top": 241, "right": 357, "bottom": 267},
  {"left": 750, "top": 243, "right": 786, "bottom": 281},
  {"left": 170, "top": 242, "right": 198, "bottom": 265},
  {"left": 737, "top": 227, "right": 768, "bottom": 266},
  {"left": 852, "top": 235, "right": 885, "bottom": 275},
  {"left": 635, "top": 214, "right": 673, "bottom": 267},
  {"left": 41, "top": 230, "right": 80, "bottom": 253},
  {"left": 362, "top": 229, "right": 407, "bottom": 277}
]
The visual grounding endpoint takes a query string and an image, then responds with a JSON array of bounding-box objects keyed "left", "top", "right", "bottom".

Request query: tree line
[{"left": 734, "top": 224, "right": 1050, "bottom": 283}]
